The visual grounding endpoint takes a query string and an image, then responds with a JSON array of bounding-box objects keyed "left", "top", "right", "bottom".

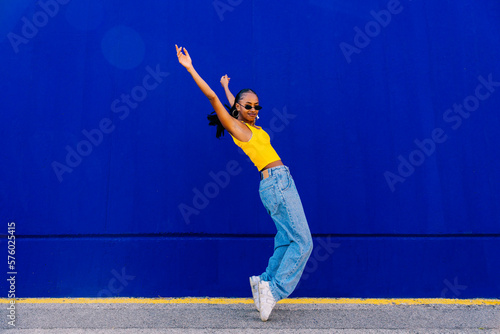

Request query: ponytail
[{"left": 207, "top": 104, "right": 233, "bottom": 139}]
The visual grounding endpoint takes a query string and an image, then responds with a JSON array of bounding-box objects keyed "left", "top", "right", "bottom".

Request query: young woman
[{"left": 176, "top": 45, "right": 313, "bottom": 322}]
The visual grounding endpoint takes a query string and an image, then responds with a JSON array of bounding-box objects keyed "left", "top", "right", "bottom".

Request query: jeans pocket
[
  {"left": 277, "top": 172, "right": 291, "bottom": 192},
  {"left": 259, "top": 182, "right": 279, "bottom": 215}
]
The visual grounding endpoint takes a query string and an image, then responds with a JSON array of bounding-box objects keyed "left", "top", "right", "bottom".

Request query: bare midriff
[{"left": 260, "top": 160, "right": 284, "bottom": 172}]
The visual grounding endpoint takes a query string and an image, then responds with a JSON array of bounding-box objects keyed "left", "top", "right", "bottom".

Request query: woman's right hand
[
  {"left": 220, "top": 74, "right": 230, "bottom": 88},
  {"left": 175, "top": 44, "right": 193, "bottom": 70}
]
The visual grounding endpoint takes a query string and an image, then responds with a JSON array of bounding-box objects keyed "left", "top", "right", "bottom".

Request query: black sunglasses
[{"left": 238, "top": 102, "right": 262, "bottom": 111}]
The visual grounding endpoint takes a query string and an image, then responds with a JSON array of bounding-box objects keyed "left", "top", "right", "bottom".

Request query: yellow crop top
[{"left": 230, "top": 121, "right": 281, "bottom": 171}]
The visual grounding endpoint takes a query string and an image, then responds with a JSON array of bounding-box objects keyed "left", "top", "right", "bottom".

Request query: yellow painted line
[{"left": 0, "top": 298, "right": 499, "bottom": 305}]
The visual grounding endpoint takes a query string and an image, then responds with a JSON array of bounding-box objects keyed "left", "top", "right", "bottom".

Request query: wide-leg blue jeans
[{"left": 258, "top": 165, "right": 313, "bottom": 301}]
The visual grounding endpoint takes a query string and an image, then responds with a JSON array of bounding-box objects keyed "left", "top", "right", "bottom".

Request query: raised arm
[
  {"left": 175, "top": 45, "right": 238, "bottom": 133},
  {"left": 220, "top": 74, "right": 235, "bottom": 106}
]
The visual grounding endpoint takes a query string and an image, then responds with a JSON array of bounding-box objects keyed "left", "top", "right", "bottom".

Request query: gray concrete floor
[{"left": 1, "top": 302, "right": 499, "bottom": 333}]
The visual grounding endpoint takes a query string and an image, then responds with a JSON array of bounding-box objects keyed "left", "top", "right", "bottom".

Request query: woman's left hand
[{"left": 220, "top": 74, "right": 230, "bottom": 88}]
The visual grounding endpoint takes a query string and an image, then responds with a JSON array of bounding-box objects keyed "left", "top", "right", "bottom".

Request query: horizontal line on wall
[{"left": 1, "top": 233, "right": 500, "bottom": 239}]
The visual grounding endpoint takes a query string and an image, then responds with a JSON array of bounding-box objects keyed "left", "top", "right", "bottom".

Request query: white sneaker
[
  {"left": 258, "top": 280, "right": 277, "bottom": 321},
  {"left": 249, "top": 276, "right": 260, "bottom": 311}
]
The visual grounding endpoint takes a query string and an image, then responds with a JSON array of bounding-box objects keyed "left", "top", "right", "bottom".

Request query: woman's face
[{"left": 236, "top": 93, "right": 260, "bottom": 123}]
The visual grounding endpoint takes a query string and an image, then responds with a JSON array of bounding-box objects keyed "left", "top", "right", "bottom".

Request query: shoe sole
[{"left": 249, "top": 276, "right": 260, "bottom": 311}]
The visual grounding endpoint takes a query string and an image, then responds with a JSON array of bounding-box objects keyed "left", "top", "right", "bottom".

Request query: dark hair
[{"left": 207, "top": 89, "right": 257, "bottom": 138}]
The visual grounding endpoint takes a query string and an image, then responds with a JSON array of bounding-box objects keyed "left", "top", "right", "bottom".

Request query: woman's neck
[{"left": 239, "top": 118, "right": 255, "bottom": 126}]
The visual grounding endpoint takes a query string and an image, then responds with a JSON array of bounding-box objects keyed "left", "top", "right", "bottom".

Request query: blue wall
[{"left": 1, "top": 0, "right": 499, "bottom": 298}]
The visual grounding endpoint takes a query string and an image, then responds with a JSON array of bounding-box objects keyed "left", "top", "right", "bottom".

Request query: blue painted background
[{"left": 1, "top": 0, "right": 499, "bottom": 298}]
